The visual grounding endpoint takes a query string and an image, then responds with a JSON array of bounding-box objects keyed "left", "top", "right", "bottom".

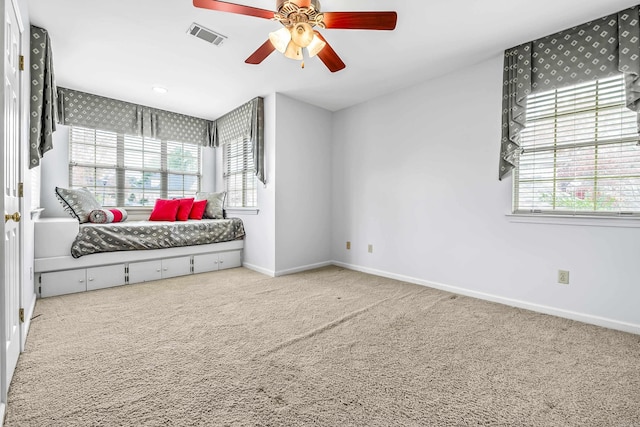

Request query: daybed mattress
[{"left": 70, "top": 218, "right": 245, "bottom": 258}]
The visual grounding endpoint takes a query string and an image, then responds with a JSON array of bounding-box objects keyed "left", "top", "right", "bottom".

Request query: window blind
[
  {"left": 69, "top": 127, "right": 118, "bottom": 206},
  {"left": 69, "top": 126, "right": 201, "bottom": 207},
  {"left": 514, "top": 74, "right": 640, "bottom": 216},
  {"left": 224, "top": 137, "right": 256, "bottom": 208}
]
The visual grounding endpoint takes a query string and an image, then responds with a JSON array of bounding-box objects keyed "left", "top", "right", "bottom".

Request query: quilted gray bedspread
[{"left": 70, "top": 218, "right": 245, "bottom": 258}]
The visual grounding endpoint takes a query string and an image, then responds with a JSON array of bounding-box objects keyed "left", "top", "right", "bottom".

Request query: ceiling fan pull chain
[{"left": 301, "top": 60, "right": 305, "bottom": 69}]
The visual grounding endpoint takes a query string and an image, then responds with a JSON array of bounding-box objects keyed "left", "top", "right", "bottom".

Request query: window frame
[
  {"left": 223, "top": 136, "right": 257, "bottom": 209},
  {"left": 512, "top": 74, "right": 640, "bottom": 219},
  {"left": 68, "top": 126, "right": 202, "bottom": 208}
]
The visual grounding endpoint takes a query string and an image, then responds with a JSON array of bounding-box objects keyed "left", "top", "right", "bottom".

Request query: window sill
[
  {"left": 226, "top": 207, "right": 259, "bottom": 216},
  {"left": 506, "top": 213, "right": 640, "bottom": 228},
  {"left": 31, "top": 208, "right": 45, "bottom": 220}
]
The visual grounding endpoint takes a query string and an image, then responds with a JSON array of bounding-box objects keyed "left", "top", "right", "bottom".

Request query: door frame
[{"left": 0, "top": 0, "right": 26, "bottom": 421}]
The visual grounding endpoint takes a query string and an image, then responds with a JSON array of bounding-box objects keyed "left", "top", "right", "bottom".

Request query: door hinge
[
  {"left": 18, "top": 182, "right": 24, "bottom": 198},
  {"left": 19, "top": 55, "right": 24, "bottom": 71},
  {"left": 19, "top": 308, "right": 24, "bottom": 323}
]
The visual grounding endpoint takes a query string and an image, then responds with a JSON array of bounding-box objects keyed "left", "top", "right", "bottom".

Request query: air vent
[{"left": 188, "top": 23, "right": 227, "bottom": 46}]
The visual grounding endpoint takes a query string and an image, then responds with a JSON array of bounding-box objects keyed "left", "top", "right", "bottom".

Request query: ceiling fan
[{"left": 193, "top": 0, "right": 397, "bottom": 72}]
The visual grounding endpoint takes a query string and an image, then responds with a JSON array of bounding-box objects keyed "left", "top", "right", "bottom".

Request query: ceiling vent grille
[{"left": 188, "top": 23, "right": 227, "bottom": 46}]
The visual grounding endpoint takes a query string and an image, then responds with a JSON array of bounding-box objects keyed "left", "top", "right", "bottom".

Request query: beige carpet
[{"left": 6, "top": 266, "right": 640, "bottom": 426}]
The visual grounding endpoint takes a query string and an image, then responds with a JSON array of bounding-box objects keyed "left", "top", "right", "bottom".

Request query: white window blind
[
  {"left": 514, "top": 74, "right": 640, "bottom": 216},
  {"left": 224, "top": 137, "right": 256, "bottom": 208},
  {"left": 69, "top": 126, "right": 201, "bottom": 207},
  {"left": 69, "top": 127, "right": 118, "bottom": 206}
]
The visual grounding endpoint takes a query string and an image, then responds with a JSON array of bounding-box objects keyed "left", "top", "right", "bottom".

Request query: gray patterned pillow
[
  {"left": 55, "top": 187, "right": 102, "bottom": 223},
  {"left": 196, "top": 191, "right": 226, "bottom": 219}
]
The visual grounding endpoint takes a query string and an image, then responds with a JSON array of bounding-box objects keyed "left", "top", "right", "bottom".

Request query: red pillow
[
  {"left": 110, "top": 208, "right": 126, "bottom": 223},
  {"left": 149, "top": 199, "right": 180, "bottom": 221},
  {"left": 176, "top": 198, "right": 195, "bottom": 221},
  {"left": 189, "top": 199, "right": 207, "bottom": 220}
]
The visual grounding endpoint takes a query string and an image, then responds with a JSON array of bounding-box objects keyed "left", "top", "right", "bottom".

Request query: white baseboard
[
  {"left": 275, "top": 261, "right": 333, "bottom": 277},
  {"left": 242, "top": 262, "right": 275, "bottom": 277},
  {"left": 243, "top": 261, "right": 334, "bottom": 278},
  {"left": 332, "top": 261, "right": 640, "bottom": 336}
]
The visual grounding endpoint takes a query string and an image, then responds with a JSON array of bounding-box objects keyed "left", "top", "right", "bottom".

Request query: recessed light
[{"left": 152, "top": 86, "right": 168, "bottom": 94}]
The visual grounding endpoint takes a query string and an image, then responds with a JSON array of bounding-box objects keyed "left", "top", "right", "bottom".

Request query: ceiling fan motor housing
[
  {"left": 276, "top": 0, "right": 321, "bottom": 12},
  {"left": 275, "top": 0, "right": 324, "bottom": 29}
]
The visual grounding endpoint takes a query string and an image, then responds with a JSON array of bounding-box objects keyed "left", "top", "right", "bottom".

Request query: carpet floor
[{"left": 5, "top": 266, "right": 640, "bottom": 426}]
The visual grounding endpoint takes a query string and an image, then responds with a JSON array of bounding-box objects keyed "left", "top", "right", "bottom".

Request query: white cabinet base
[
  {"left": 193, "top": 250, "right": 241, "bottom": 274},
  {"left": 218, "top": 251, "right": 241, "bottom": 270},
  {"left": 127, "top": 260, "right": 162, "bottom": 285},
  {"left": 87, "top": 265, "right": 126, "bottom": 291},
  {"left": 37, "top": 250, "right": 242, "bottom": 297},
  {"left": 160, "top": 256, "right": 192, "bottom": 279},
  {"left": 40, "top": 269, "right": 87, "bottom": 298},
  {"left": 128, "top": 256, "right": 191, "bottom": 284},
  {"left": 40, "top": 265, "right": 127, "bottom": 297}
]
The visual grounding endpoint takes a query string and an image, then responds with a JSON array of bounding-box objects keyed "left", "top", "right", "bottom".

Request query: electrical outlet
[
  {"left": 368, "top": 244, "right": 373, "bottom": 253},
  {"left": 346, "top": 241, "right": 351, "bottom": 250},
  {"left": 558, "top": 270, "right": 570, "bottom": 285}
]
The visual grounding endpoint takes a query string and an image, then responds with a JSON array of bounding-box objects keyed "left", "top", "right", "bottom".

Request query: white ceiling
[{"left": 27, "top": 0, "right": 640, "bottom": 120}]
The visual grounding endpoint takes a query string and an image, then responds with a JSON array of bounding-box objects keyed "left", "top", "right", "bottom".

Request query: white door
[{"left": 1, "top": 0, "right": 22, "bottom": 410}]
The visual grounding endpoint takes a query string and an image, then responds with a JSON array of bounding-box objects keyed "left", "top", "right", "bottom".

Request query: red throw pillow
[
  {"left": 110, "top": 208, "right": 126, "bottom": 223},
  {"left": 176, "top": 198, "right": 195, "bottom": 221},
  {"left": 149, "top": 199, "right": 180, "bottom": 221},
  {"left": 189, "top": 199, "right": 207, "bottom": 220}
]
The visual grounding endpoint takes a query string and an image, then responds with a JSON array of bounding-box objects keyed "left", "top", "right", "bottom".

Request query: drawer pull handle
[
  {"left": 88, "top": 278, "right": 94, "bottom": 282},
  {"left": 156, "top": 269, "right": 161, "bottom": 272},
  {"left": 79, "top": 279, "right": 84, "bottom": 283}
]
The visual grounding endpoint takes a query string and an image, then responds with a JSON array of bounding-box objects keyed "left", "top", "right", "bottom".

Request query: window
[
  {"left": 514, "top": 74, "right": 640, "bottom": 216},
  {"left": 224, "top": 137, "right": 257, "bottom": 208},
  {"left": 69, "top": 126, "right": 201, "bottom": 207}
]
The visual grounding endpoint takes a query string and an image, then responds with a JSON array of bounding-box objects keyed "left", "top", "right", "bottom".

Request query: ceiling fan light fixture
[
  {"left": 306, "top": 34, "right": 326, "bottom": 58},
  {"left": 284, "top": 41, "right": 303, "bottom": 60},
  {"left": 290, "top": 22, "right": 314, "bottom": 48},
  {"left": 268, "top": 27, "right": 291, "bottom": 53}
]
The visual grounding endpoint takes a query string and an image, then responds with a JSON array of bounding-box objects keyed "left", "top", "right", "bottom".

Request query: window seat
[{"left": 34, "top": 218, "right": 244, "bottom": 297}]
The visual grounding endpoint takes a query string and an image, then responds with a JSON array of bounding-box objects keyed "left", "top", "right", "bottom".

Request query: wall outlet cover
[{"left": 558, "top": 270, "right": 570, "bottom": 285}]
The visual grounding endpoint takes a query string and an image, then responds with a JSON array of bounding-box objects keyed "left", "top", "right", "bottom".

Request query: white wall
[
  {"left": 274, "top": 94, "right": 332, "bottom": 274},
  {"left": 331, "top": 55, "right": 640, "bottom": 333},
  {"left": 231, "top": 93, "right": 333, "bottom": 276},
  {"left": 40, "top": 124, "right": 70, "bottom": 217},
  {"left": 231, "top": 94, "right": 277, "bottom": 275}
]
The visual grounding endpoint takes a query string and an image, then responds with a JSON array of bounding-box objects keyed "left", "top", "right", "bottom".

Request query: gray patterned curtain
[
  {"left": 499, "top": 5, "right": 640, "bottom": 180},
  {"left": 57, "top": 87, "right": 212, "bottom": 145},
  {"left": 251, "top": 97, "right": 265, "bottom": 185},
  {"left": 29, "top": 26, "right": 58, "bottom": 169},
  {"left": 210, "top": 97, "right": 265, "bottom": 184}
]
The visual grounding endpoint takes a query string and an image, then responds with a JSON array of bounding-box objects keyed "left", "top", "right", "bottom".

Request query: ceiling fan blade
[
  {"left": 322, "top": 11, "right": 397, "bottom": 30},
  {"left": 245, "top": 40, "right": 276, "bottom": 64},
  {"left": 314, "top": 32, "right": 346, "bottom": 73},
  {"left": 193, "top": 0, "right": 274, "bottom": 19}
]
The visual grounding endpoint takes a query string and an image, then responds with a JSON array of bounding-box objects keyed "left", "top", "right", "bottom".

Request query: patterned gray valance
[
  {"left": 29, "top": 26, "right": 58, "bottom": 169},
  {"left": 57, "top": 87, "right": 212, "bottom": 146},
  {"left": 210, "top": 97, "right": 265, "bottom": 184},
  {"left": 499, "top": 5, "right": 640, "bottom": 180}
]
